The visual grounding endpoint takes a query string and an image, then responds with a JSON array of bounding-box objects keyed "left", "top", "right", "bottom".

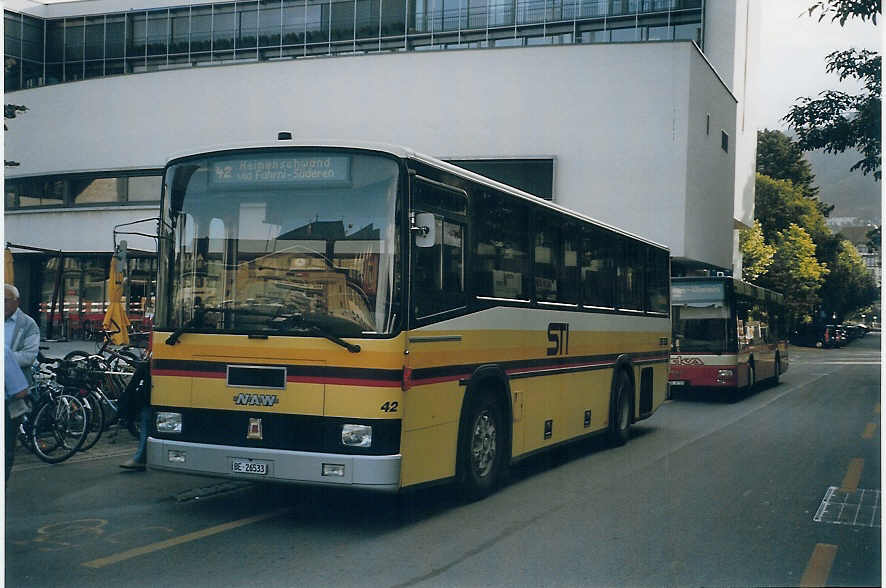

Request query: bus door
[{"left": 401, "top": 176, "right": 469, "bottom": 486}]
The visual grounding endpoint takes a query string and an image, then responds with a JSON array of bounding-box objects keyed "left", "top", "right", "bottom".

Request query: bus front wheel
[
  {"left": 458, "top": 392, "right": 504, "bottom": 501},
  {"left": 608, "top": 370, "right": 633, "bottom": 446}
]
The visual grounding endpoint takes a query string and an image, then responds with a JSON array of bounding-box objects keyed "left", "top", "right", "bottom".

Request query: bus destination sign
[{"left": 210, "top": 155, "right": 351, "bottom": 186}]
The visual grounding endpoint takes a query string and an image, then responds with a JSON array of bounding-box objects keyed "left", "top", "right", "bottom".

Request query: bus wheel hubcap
[{"left": 471, "top": 411, "right": 496, "bottom": 478}]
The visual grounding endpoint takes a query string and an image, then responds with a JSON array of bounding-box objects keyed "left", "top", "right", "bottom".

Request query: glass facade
[{"left": 4, "top": 0, "right": 702, "bottom": 90}]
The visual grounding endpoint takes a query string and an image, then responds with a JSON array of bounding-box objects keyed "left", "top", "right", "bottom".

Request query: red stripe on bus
[{"left": 152, "top": 369, "right": 401, "bottom": 387}]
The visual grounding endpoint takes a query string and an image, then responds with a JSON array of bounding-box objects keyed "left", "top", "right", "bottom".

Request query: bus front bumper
[
  {"left": 669, "top": 364, "right": 738, "bottom": 388},
  {"left": 147, "top": 438, "right": 401, "bottom": 493}
]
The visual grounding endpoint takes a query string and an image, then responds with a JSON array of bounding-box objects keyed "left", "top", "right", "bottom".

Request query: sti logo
[{"left": 233, "top": 393, "right": 280, "bottom": 407}]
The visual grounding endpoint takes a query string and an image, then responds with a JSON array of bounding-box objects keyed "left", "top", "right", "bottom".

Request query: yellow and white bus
[{"left": 147, "top": 141, "right": 671, "bottom": 497}]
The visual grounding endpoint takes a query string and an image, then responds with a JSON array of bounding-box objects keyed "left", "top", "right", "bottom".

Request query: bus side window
[
  {"left": 617, "top": 237, "right": 645, "bottom": 311},
  {"left": 580, "top": 225, "right": 615, "bottom": 308},
  {"left": 413, "top": 180, "right": 467, "bottom": 319},
  {"left": 414, "top": 216, "right": 466, "bottom": 318},
  {"left": 474, "top": 190, "right": 530, "bottom": 299}
]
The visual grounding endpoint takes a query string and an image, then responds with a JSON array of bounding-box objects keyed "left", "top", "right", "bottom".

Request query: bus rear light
[{"left": 401, "top": 367, "right": 413, "bottom": 391}]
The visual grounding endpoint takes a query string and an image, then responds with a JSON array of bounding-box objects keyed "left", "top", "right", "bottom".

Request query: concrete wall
[
  {"left": 704, "top": 0, "right": 759, "bottom": 232},
  {"left": 684, "top": 47, "right": 736, "bottom": 267},
  {"left": 5, "top": 41, "right": 737, "bottom": 268}
]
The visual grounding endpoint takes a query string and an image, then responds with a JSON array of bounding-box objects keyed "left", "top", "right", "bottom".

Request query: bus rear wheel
[
  {"left": 608, "top": 370, "right": 633, "bottom": 446},
  {"left": 458, "top": 392, "right": 504, "bottom": 501}
]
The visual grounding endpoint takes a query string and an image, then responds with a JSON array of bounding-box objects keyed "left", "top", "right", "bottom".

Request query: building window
[
  {"left": 5, "top": 172, "right": 162, "bottom": 209},
  {"left": 4, "top": 0, "right": 704, "bottom": 90},
  {"left": 721, "top": 130, "right": 729, "bottom": 153}
]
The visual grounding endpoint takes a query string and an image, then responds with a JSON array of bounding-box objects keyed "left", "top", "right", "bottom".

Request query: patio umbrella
[
  {"left": 4, "top": 248, "right": 13, "bottom": 284},
  {"left": 102, "top": 257, "right": 130, "bottom": 345}
]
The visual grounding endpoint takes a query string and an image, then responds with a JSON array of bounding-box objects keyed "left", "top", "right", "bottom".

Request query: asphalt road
[{"left": 5, "top": 335, "right": 881, "bottom": 587}]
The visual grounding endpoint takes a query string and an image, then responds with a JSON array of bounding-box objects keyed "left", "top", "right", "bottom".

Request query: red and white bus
[{"left": 669, "top": 276, "right": 788, "bottom": 394}]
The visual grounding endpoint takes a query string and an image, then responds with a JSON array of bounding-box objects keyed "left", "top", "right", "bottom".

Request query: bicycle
[
  {"left": 58, "top": 332, "right": 148, "bottom": 446},
  {"left": 11, "top": 356, "right": 91, "bottom": 465}
]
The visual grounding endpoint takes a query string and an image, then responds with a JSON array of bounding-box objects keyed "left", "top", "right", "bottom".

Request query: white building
[{"left": 4, "top": 0, "right": 758, "bottom": 336}]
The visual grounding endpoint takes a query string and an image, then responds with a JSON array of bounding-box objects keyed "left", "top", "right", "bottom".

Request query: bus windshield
[
  {"left": 158, "top": 150, "right": 401, "bottom": 337},
  {"left": 671, "top": 281, "right": 732, "bottom": 353}
]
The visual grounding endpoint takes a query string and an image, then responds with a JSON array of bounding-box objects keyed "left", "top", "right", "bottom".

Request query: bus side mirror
[{"left": 411, "top": 212, "right": 436, "bottom": 248}]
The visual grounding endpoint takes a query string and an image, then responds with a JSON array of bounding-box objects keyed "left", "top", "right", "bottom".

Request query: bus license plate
[
  {"left": 670, "top": 381, "right": 686, "bottom": 386},
  {"left": 232, "top": 459, "right": 268, "bottom": 475}
]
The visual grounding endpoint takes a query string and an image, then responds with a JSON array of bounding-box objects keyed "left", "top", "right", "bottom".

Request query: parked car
[{"left": 791, "top": 323, "right": 838, "bottom": 348}]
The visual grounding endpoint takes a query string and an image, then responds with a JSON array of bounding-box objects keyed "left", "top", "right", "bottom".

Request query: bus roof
[{"left": 165, "top": 139, "right": 670, "bottom": 252}]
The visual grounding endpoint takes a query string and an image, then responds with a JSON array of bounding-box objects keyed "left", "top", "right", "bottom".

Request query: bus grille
[{"left": 151, "top": 408, "right": 401, "bottom": 456}]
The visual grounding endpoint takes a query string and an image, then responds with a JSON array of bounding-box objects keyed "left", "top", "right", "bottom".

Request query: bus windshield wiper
[
  {"left": 303, "top": 325, "right": 361, "bottom": 353},
  {"left": 165, "top": 305, "right": 214, "bottom": 345},
  {"left": 272, "top": 314, "right": 361, "bottom": 353},
  {"left": 165, "top": 314, "right": 201, "bottom": 345}
]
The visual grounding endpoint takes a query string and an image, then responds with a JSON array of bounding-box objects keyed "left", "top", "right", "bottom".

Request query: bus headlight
[
  {"left": 342, "top": 424, "right": 372, "bottom": 447},
  {"left": 717, "top": 369, "right": 734, "bottom": 379},
  {"left": 156, "top": 411, "right": 183, "bottom": 433}
]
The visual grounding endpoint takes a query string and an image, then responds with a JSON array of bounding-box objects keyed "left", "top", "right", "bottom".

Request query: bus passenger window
[
  {"left": 617, "top": 238, "right": 645, "bottom": 311},
  {"left": 580, "top": 226, "right": 615, "bottom": 308},
  {"left": 534, "top": 216, "right": 560, "bottom": 302},
  {"left": 645, "top": 246, "right": 669, "bottom": 314},
  {"left": 474, "top": 191, "right": 530, "bottom": 299}
]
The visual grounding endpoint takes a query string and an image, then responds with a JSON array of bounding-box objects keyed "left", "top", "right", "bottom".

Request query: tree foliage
[
  {"left": 784, "top": 1, "right": 881, "bottom": 180},
  {"left": 754, "top": 173, "right": 829, "bottom": 244},
  {"left": 805, "top": 0, "right": 879, "bottom": 25},
  {"left": 763, "top": 224, "right": 829, "bottom": 322},
  {"left": 739, "top": 220, "right": 775, "bottom": 282},
  {"left": 756, "top": 129, "right": 819, "bottom": 198},
  {"left": 756, "top": 129, "right": 832, "bottom": 215},
  {"left": 817, "top": 237, "right": 879, "bottom": 320}
]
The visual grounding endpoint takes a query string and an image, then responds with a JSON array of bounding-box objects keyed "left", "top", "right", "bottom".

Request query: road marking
[
  {"left": 862, "top": 423, "right": 878, "bottom": 439},
  {"left": 840, "top": 458, "right": 864, "bottom": 493},
  {"left": 799, "top": 543, "right": 837, "bottom": 587},
  {"left": 81, "top": 507, "right": 290, "bottom": 568}
]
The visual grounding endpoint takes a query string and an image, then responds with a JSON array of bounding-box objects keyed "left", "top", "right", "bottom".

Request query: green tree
[
  {"left": 754, "top": 174, "right": 830, "bottom": 244},
  {"left": 763, "top": 224, "right": 829, "bottom": 323},
  {"left": 784, "top": 0, "right": 881, "bottom": 179},
  {"left": 756, "top": 129, "right": 833, "bottom": 216},
  {"left": 739, "top": 220, "right": 775, "bottom": 282},
  {"left": 818, "top": 238, "right": 879, "bottom": 321},
  {"left": 756, "top": 129, "right": 819, "bottom": 197}
]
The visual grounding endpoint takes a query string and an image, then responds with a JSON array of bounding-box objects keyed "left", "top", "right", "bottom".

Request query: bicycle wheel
[
  {"left": 30, "top": 394, "right": 89, "bottom": 463},
  {"left": 79, "top": 392, "right": 105, "bottom": 451},
  {"left": 63, "top": 350, "right": 92, "bottom": 363}
]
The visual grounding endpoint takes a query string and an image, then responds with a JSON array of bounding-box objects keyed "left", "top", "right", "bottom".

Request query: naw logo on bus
[{"left": 233, "top": 393, "right": 280, "bottom": 407}]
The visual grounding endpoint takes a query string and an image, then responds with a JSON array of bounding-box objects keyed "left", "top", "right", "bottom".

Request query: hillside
[{"left": 805, "top": 149, "right": 882, "bottom": 223}]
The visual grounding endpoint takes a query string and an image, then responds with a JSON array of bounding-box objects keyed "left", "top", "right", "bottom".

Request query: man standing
[{"left": 5, "top": 284, "right": 40, "bottom": 383}]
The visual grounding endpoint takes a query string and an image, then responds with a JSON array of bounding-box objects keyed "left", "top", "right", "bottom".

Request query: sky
[{"left": 755, "top": 0, "right": 881, "bottom": 132}]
